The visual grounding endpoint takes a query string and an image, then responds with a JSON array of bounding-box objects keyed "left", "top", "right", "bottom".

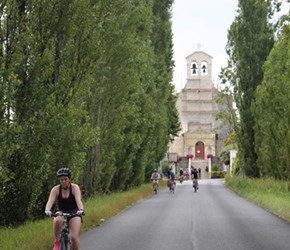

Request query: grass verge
[{"left": 224, "top": 175, "right": 290, "bottom": 222}]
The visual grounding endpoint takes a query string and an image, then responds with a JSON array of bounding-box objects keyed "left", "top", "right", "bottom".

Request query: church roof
[{"left": 185, "top": 50, "right": 213, "bottom": 59}]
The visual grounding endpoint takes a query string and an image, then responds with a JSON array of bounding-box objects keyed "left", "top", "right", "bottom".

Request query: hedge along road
[{"left": 80, "top": 179, "right": 290, "bottom": 250}]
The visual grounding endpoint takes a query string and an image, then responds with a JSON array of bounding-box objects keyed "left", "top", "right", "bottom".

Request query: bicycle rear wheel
[
  {"left": 59, "top": 234, "right": 71, "bottom": 250},
  {"left": 193, "top": 180, "right": 197, "bottom": 192},
  {"left": 153, "top": 183, "right": 158, "bottom": 194},
  {"left": 169, "top": 182, "right": 174, "bottom": 193}
]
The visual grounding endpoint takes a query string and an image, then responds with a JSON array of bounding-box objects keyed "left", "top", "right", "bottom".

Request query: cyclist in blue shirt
[
  {"left": 166, "top": 168, "right": 176, "bottom": 187},
  {"left": 166, "top": 169, "right": 171, "bottom": 179}
]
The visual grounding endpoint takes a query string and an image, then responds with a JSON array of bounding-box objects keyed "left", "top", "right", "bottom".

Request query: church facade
[{"left": 169, "top": 50, "right": 225, "bottom": 178}]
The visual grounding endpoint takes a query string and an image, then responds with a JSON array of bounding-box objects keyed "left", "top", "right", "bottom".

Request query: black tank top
[{"left": 57, "top": 184, "right": 78, "bottom": 212}]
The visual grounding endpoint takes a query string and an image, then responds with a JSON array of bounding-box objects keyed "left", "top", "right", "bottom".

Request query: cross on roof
[{"left": 197, "top": 43, "right": 201, "bottom": 50}]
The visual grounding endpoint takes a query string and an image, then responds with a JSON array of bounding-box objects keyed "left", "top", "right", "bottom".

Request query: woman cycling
[{"left": 44, "top": 168, "right": 84, "bottom": 250}]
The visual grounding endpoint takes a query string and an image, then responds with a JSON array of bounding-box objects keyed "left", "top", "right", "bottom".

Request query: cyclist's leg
[
  {"left": 69, "top": 216, "right": 82, "bottom": 250},
  {"left": 53, "top": 216, "right": 63, "bottom": 240},
  {"left": 53, "top": 216, "right": 63, "bottom": 249}
]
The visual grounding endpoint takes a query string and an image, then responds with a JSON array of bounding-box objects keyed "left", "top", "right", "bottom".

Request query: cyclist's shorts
[{"left": 57, "top": 209, "right": 83, "bottom": 223}]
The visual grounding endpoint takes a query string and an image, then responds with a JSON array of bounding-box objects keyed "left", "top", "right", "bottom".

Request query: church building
[{"left": 168, "top": 50, "right": 225, "bottom": 178}]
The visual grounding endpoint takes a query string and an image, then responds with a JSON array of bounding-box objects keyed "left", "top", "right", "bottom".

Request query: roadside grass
[
  {"left": 224, "top": 175, "right": 290, "bottom": 222},
  {"left": 0, "top": 181, "right": 166, "bottom": 250}
]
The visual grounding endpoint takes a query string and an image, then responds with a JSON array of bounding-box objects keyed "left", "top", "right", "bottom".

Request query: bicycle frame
[
  {"left": 153, "top": 181, "right": 158, "bottom": 194},
  {"left": 168, "top": 179, "right": 175, "bottom": 193},
  {"left": 54, "top": 212, "right": 74, "bottom": 250},
  {"left": 192, "top": 179, "right": 198, "bottom": 193},
  {"left": 179, "top": 174, "right": 183, "bottom": 183},
  {"left": 61, "top": 213, "right": 71, "bottom": 250}
]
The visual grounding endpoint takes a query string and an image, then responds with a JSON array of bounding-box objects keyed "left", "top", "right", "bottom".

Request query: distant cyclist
[
  {"left": 180, "top": 167, "right": 184, "bottom": 176},
  {"left": 168, "top": 168, "right": 176, "bottom": 186},
  {"left": 179, "top": 168, "right": 184, "bottom": 175},
  {"left": 191, "top": 167, "right": 199, "bottom": 189},
  {"left": 166, "top": 168, "right": 171, "bottom": 179},
  {"left": 44, "top": 168, "right": 84, "bottom": 250},
  {"left": 150, "top": 169, "right": 161, "bottom": 189}
]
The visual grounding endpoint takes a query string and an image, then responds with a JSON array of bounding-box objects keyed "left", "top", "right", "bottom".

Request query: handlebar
[
  {"left": 52, "top": 212, "right": 76, "bottom": 217},
  {"left": 45, "top": 211, "right": 85, "bottom": 217}
]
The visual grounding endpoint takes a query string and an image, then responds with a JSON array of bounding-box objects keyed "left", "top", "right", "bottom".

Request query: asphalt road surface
[{"left": 80, "top": 179, "right": 290, "bottom": 250}]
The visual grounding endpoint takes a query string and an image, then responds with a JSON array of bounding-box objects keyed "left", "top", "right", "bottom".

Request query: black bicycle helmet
[{"left": 57, "top": 168, "right": 72, "bottom": 177}]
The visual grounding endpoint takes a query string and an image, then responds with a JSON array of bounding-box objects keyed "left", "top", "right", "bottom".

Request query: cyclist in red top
[{"left": 45, "top": 168, "right": 84, "bottom": 250}]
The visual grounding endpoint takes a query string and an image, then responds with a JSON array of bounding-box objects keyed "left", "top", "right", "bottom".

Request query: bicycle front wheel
[{"left": 59, "top": 234, "right": 71, "bottom": 250}]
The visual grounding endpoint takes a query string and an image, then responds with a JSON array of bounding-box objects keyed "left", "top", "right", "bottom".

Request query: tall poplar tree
[
  {"left": 0, "top": 0, "right": 96, "bottom": 225},
  {"left": 253, "top": 24, "right": 290, "bottom": 180},
  {"left": 0, "top": 0, "right": 181, "bottom": 225},
  {"left": 225, "top": 0, "right": 281, "bottom": 177},
  {"left": 146, "top": 0, "right": 180, "bottom": 173}
]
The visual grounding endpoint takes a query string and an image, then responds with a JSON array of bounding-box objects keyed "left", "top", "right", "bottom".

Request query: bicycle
[
  {"left": 168, "top": 179, "right": 175, "bottom": 193},
  {"left": 153, "top": 182, "right": 158, "bottom": 194},
  {"left": 179, "top": 175, "right": 184, "bottom": 184},
  {"left": 52, "top": 211, "right": 83, "bottom": 250},
  {"left": 192, "top": 178, "right": 198, "bottom": 193}
]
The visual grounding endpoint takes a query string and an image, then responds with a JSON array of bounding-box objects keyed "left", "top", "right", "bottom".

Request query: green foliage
[
  {"left": 0, "top": 0, "right": 177, "bottom": 226},
  {"left": 162, "top": 162, "right": 170, "bottom": 175},
  {"left": 211, "top": 164, "right": 221, "bottom": 171},
  {"left": 223, "top": 132, "right": 237, "bottom": 147},
  {"left": 215, "top": 82, "right": 238, "bottom": 135},
  {"left": 232, "top": 152, "right": 241, "bottom": 176},
  {"left": 218, "top": 132, "right": 237, "bottom": 165},
  {"left": 224, "top": 0, "right": 282, "bottom": 178},
  {"left": 219, "top": 147, "right": 230, "bottom": 165},
  {"left": 0, "top": 0, "right": 98, "bottom": 226},
  {"left": 225, "top": 175, "right": 290, "bottom": 222},
  {"left": 252, "top": 24, "right": 290, "bottom": 181},
  {"left": 211, "top": 171, "right": 225, "bottom": 178}
]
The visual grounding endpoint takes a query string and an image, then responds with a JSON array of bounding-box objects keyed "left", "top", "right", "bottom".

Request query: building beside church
[{"left": 168, "top": 50, "right": 227, "bottom": 178}]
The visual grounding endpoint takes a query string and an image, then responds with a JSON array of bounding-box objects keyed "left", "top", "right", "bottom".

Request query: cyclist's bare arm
[
  {"left": 72, "top": 184, "right": 84, "bottom": 210},
  {"left": 45, "top": 185, "right": 58, "bottom": 211}
]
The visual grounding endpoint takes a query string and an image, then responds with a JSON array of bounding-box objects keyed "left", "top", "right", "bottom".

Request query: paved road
[{"left": 80, "top": 179, "right": 290, "bottom": 250}]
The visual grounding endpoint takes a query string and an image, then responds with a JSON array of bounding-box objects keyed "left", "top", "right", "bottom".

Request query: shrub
[
  {"left": 211, "top": 164, "right": 220, "bottom": 171},
  {"left": 211, "top": 171, "right": 225, "bottom": 178}
]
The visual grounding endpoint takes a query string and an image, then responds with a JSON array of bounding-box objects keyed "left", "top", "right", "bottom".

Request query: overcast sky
[
  {"left": 171, "top": 1, "right": 290, "bottom": 92},
  {"left": 171, "top": 0, "right": 238, "bottom": 92}
]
